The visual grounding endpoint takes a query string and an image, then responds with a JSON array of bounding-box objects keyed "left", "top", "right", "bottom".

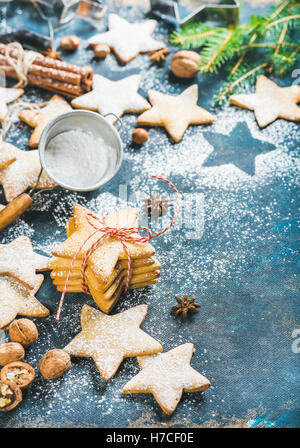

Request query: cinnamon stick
[
  {"left": 2, "top": 68, "right": 84, "bottom": 98},
  {"left": 0, "top": 42, "right": 93, "bottom": 95},
  {"left": 0, "top": 54, "right": 82, "bottom": 86}
]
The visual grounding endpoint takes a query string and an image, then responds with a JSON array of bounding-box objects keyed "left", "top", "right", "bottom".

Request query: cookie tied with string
[
  {"left": 52, "top": 206, "right": 156, "bottom": 286},
  {"left": 51, "top": 206, "right": 160, "bottom": 313}
]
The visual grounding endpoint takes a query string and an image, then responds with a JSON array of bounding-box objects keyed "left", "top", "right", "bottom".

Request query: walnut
[
  {"left": 132, "top": 128, "right": 149, "bottom": 145},
  {"left": 38, "top": 349, "right": 71, "bottom": 380},
  {"left": 9, "top": 319, "right": 38, "bottom": 348},
  {"left": 171, "top": 51, "right": 201, "bottom": 78},
  {"left": 0, "top": 343, "right": 25, "bottom": 366},
  {"left": 0, "top": 380, "right": 22, "bottom": 412},
  {"left": 60, "top": 35, "right": 81, "bottom": 51},
  {"left": 1, "top": 361, "right": 35, "bottom": 389},
  {"left": 93, "top": 43, "right": 110, "bottom": 59}
]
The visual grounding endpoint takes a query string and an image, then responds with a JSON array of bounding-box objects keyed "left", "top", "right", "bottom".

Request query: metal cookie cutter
[
  {"left": 150, "top": 0, "right": 240, "bottom": 26},
  {"left": 25, "top": 0, "right": 106, "bottom": 28}
]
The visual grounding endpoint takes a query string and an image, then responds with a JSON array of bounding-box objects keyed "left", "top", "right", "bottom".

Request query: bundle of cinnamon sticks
[{"left": 0, "top": 42, "right": 93, "bottom": 97}]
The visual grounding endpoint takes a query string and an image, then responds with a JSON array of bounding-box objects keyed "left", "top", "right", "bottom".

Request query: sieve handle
[
  {"left": 0, "top": 193, "right": 33, "bottom": 232},
  {"left": 104, "top": 113, "right": 123, "bottom": 131}
]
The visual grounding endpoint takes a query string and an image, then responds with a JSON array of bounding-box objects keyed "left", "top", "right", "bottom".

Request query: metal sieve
[
  {"left": 39, "top": 110, "right": 123, "bottom": 191},
  {"left": 0, "top": 110, "right": 123, "bottom": 231}
]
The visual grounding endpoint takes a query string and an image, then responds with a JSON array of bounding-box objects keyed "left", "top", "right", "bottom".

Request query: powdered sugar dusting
[{"left": 0, "top": 1, "right": 299, "bottom": 428}]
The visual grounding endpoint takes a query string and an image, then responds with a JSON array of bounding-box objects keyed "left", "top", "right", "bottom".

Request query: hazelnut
[
  {"left": 171, "top": 50, "right": 201, "bottom": 78},
  {"left": 38, "top": 349, "right": 71, "bottom": 380},
  {"left": 9, "top": 319, "right": 38, "bottom": 348},
  {"left": 132, "top": 128, "right": 148, "bottom": 145},
  {"left": 0, "top": 342, "right": 25, "bottom": 366},
  {"left": 1, "top": 362, "right": 35, "bottom": 389},
  {"left": 0, "top": 380, "right": 22, "bottom": 412},
  {"left": 60, "top": 35, "right": 81, "bottom": 51},
  {"left": 93, "top": 43, "right": 110, "bottom": 59}
]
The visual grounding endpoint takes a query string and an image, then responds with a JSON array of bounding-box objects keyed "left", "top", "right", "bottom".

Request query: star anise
[
  {"left": 146, "top": 193, "right": 169, "bottom": 219},
  {"left": 149, "top": 48, "right": 170, "bottom": 64},
  {"left": 42, "top": 47, "right": 62, "bottom": 60},
  {"left": 172, "top": 294, "right": 201, "bottom": 319}
]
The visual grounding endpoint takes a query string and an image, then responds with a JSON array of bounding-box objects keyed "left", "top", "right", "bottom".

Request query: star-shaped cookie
[
  {"left": 71, "top": 74, "right": 150, "bottom": 124},
  {"left": 0, "top": 142, "right": 56, "bottom": 201},
  {"left": 64, "top": 304, "right": 162, "bottom": 381},
  {"left": 0, "top": 236, "right": 49, "bottom": 290},
  {"left": 19, "top": 95, "right": 72, "bottom": 147},
  {"left": 123, "top": 343, "right": 211, "bottom": 415},
  {"left": 0, "top": 142, "right": 17, "bottom": 170},
  {"left": 0, "top": 87, "right": 24, "bottom": 122},
  {"left": 88, "top": 13, "right": 165, "bottom": 63},
  {"left": 0, "top": 275, "right": 49, "bottom": 329},
  {"left": 52, "top": 205, "right": 155, "bottom": 286},
  {"left": 137, "top": 85, "right": 215, "bottom": 142},
  {"left": 230, "top": 75, "right": 300, "bottom": 128}
]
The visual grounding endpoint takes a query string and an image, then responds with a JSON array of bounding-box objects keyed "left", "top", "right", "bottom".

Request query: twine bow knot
[
  {"left": 4, "top": 42, "right": 38, "bottom": 88},
  {"left": 56, "top": 176, "right": 180, "bottom": 321}
]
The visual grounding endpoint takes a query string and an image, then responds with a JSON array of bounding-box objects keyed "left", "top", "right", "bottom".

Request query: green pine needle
[{"left": 169, "top": 0, "right": 300, "bottom": 103}]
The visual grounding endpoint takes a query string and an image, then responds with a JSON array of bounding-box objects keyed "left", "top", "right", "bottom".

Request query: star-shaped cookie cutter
[{"left": 150, "top": 0, "right": 240, "bottom": 26}]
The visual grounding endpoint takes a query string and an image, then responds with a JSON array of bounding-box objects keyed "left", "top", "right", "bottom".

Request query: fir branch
[
  {"left": 266, "top": 14, "right": 300, "bottom": 29},
  {"left": 216, "top": 62, "right": 269, "bottom": 104},
  {"left": 231, "top": 42, "right": 299, "bottom": 52},
  {"left": 170, "top": 24, "right": 217, "bottom": 49},
  {"left": 274, "top": 22, "right": 288, "bottom": 55},
  {"left": 201, "top": 28, "right": 234, "bottom": 73},
  {"left": 169, "top": 0, "right": 300, "bottom": 103}
]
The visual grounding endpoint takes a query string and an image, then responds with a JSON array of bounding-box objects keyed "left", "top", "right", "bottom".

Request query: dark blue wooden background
[{"left": 0, "top": 0, "right": 299, "bottom": 428}]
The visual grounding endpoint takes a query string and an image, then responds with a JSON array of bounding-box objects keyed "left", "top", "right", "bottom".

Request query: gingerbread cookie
[
  {"left": 0, "top": 87, "right": 24, "bottom": 122},
  {"left": 0, "top": 142, "right": 18, "bottom": 170},
  {"left": 0, "top": 236, "right": 49, "bottom": 289},
  {"left": 0, "top": 275, "right": 49, "bottom": 329},
  {"left": 64, "top": 304, "right": 162, "bottom": 381},
  {"left": 88, "top": 14, "right": 165, "bottom": 64},
  {"left": 123, "top": 343, "right": 211, "bottom": 415},
  {"left": 0, "top": 142, "right": 56, "bottom": 201},
  {"left": 52, "top": 206, "right": 156, "bottom": 286},
  {"left": 230, "top": 75, "right": 300, "bottom": 128},
  {"left": 71, "top": 74, "right": 150, "bottom": 124},
  {"left": 137, "top": 85, "right": 215, "bottom": 142},
  {"left": 19, "top": 95, "right": 72, "bottom": 147}
]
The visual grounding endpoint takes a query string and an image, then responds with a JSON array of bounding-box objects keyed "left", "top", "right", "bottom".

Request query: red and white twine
[{"left": 56, "top": 176, "right": 180, "bottom": 321}]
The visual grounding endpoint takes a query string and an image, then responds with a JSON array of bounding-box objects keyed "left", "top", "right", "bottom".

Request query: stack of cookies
[{"left": 49, "top": 205, "right": 161, "bottom": 313}]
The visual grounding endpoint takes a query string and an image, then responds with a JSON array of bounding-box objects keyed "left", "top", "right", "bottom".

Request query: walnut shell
[
  {"left": 38, "top": 349, "right": 71, "bottom": 380},
  {"left": 9, "top": 319, "right": 38, "bottom": 348},
  {"left": 0, "top": 380, "right": 22, "bottom": 412},
  {"left": 0, "top": 343, "right": 25, "bottom": 366},
  {"left": 1, "top": 361, "right": 35, "bottom": 389},
  {"left": 171, "top": 50, "right": 201, "bottom": 79}
]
